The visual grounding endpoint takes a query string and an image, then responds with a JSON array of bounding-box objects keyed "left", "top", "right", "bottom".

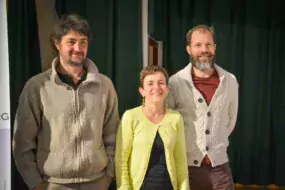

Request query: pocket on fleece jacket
[{"left": 93, "top": 143, "right": 109, "bottom": 171}]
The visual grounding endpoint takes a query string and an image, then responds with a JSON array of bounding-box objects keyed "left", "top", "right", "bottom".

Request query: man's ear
[
  {"left": 54, "top": 40, "right": 60, "bottom": 50},
  {"left": 186, "top": 45, "right": 191, "bottom": 55}
]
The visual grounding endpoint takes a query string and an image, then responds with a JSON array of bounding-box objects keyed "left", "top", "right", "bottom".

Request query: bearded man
[
  {"left": 12, "top": 13, "right": 119, "bottom": 190},
  {"left": 168, "top": 25, "right": 239, "bottom": 190}
]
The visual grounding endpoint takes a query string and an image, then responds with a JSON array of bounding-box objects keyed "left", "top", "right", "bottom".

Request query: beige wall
[{"left": 35, "top": 0, "right": 58, "bottom": 71}]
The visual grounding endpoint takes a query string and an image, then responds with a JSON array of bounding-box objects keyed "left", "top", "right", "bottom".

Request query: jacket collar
[
  {"left": 50, "top": 57, "right": 101, "bottom": 85},
  {"left": 178, "top": 62, "right": 225, "bottom": 86}
]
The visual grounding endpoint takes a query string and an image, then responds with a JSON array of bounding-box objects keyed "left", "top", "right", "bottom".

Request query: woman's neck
[{"left": 142, "top": 102, "right": 166, "bottom": 124}]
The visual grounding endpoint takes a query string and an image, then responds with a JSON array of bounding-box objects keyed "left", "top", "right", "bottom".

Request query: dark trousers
[{"left": 188, "top": 162, "right": 235, "bottom": 190}]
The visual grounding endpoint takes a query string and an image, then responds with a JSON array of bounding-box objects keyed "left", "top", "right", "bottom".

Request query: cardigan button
[
  {"left": 205, "top": 129, "right": 210, "bottom": 135},
  {"left": 207, "top": 112, "right": 211, "bottom": 117},
  {"left": 198, "top": 98, "right": 203, "bottom": 103},
  {"left": 193, "top": 160, "right": 198, "bottom": 165},
  {"left": 206, "top": 146, "right": 209, "bottom": 151}
]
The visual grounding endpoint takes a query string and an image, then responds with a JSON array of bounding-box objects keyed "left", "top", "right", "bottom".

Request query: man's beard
[
  {"left": 67, "top": 51, "right": 85, "bottom": 66},
  {"left": 190, "top": 52, "right": 215, "bottom": 71},
  {"left": 68, "top": 59, "right": 85, "bottom": 66}
]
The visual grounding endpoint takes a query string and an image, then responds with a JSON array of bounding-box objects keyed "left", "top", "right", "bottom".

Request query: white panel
[
  {"left": 0, "top": 0, "right": 11, "bottom": 189},
  {"left": 142, "top": 0, "right": 148, "bottom": 68}
]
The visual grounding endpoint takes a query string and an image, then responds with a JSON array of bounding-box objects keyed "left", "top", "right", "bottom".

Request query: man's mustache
[
  {"left": 70, "top": 51, "right": 84, "bottom": 56},
  {"left": 198, "top": 52, "right": 212, "bottom": 57}
]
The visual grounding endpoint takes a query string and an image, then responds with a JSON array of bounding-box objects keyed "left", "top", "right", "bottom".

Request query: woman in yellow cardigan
[{"left": 115, "top": 65, "right": 189, "bottom": 190}]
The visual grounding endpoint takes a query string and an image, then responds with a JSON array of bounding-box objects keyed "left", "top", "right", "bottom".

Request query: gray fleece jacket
[{"left": 12, "top": 58, "right": 120, "bottom": 188}]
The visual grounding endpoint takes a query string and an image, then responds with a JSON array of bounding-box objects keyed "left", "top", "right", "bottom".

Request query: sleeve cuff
[
  {"left": 105, "top": 161, "right": 115, "bottom": 178},
  {"left": 26, "top": 177, "right": 43, "bottom": 189}
]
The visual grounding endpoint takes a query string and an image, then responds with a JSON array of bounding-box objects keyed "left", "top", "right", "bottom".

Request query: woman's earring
[
  {"left": 165, "top": 97, "right": 168, "bottom": 108},
  {"left": 142, "top": 96, "right": 145, "bottom": 106}
]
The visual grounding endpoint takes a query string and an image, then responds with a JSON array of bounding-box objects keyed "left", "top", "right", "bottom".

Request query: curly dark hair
[{"left": 49, "top": 13, "right": 92, "bottom": 54}]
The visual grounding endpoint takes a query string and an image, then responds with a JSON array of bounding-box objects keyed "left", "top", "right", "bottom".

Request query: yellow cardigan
[{"left": 115, "top": 106, "right": 189, "bottom": 190}]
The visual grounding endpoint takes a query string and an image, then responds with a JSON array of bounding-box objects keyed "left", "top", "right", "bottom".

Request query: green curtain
[
  {"left": 149, "top": 0, "right": 285, "bottom": 186},
  {"left": 55, "top": 0, "right": 143, "bottom": 116},
  {"left": 8, "top": 0, "right": 42, "bottom": 189}
]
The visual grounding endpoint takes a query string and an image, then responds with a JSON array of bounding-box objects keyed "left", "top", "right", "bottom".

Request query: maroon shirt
[
  {"left": 192, "top": 69, "right": 220, "bottom": 164},
  {"left": 192, "top": 69, "right": 220, "bottom": 105}
]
